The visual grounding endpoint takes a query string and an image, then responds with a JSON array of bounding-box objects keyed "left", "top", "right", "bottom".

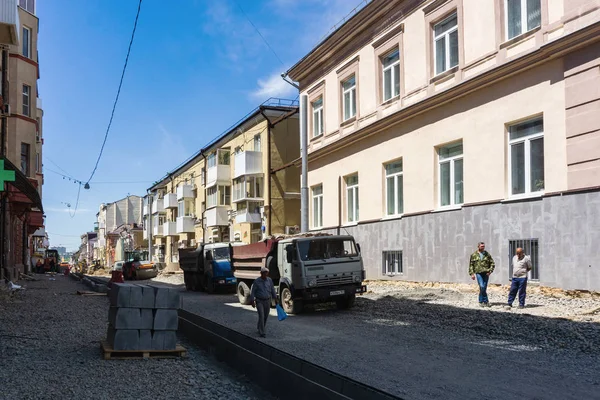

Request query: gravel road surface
[
  {"left": 0, "top": 275, "right": 274, "bottom": 400},
  {"left": 147, "top": 274, "right": 599, "bottom": 400}
]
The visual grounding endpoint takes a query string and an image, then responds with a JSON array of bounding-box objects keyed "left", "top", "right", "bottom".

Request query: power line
[
  {"left": 68, "top": 184, "right": 82, "bottom": 219},
  {"left": 85, "top": 0, "right": 143, "bottom": 185},
  {"left": 235, "top": 1, "right": 285, "bottom": 67},
  {"left": 45, "top": 168, "right": 86, "bottom": 185},
  {"left": 45, "top": 156, "right": 77, "bottom": 179}
]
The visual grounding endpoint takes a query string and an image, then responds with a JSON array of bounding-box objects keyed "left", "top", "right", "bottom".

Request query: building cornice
[
  {"left": 287, "top": 0, "right": 424, "bottom": 88},
  {"left": 306, "top": 20, "right": 600, "bottom": 164}
]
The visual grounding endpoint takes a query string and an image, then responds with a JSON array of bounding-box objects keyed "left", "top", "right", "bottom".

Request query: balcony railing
[
  {"left": 176, "top": 216, "right": 195, "bottom": 233},
  {"left": 235, "top": 211, "right": 261, "bottom": 224},
  {"left": 206, "top": 165, "right": 231, "bottom": 188},
  {"left": 205, "top": 207, "right": 229, "bottom": 227},
  {"left": 163, "top": 221, "right": 177, "bottom": 236},
  {"left": 163, "top": 193, "right": 177, "bottom": 209},
  {"left": 153, "top": 224, "right": 163, "bottom": 237},
  {"left": 233, "top": 151, "right": 262, "bottom": 179},
  {"left": 0, "top": 0, "right": 19, "bottom": 46},
  {"left": 177, "top": 184, "right": 194, "bottom": 200},
  {"left": 151, "top": 198, "right": 165, "bottom": 214}
]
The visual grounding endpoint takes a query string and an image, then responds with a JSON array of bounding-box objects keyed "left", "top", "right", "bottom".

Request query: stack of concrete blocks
[{"left": 107, "top": 283, "right": 180, "bottom": 351}]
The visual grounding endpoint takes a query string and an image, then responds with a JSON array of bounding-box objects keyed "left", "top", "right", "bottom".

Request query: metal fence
[
  {"left": 382, "top": 250, "right": 403, "bottom": 276},
  {"left": 508, "top": 239, "right": 539, "bottom": 280}
]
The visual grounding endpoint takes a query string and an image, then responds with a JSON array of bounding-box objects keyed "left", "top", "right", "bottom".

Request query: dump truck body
[{"left": 179, "top": 243, "right": 236, "bottom": 292}]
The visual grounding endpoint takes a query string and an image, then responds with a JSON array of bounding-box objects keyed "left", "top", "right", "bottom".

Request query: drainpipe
[
  {"left": 147, "top": 191, "right": 153, "bottom": 262},
  {"left": 299, "top": 95, "right": 308, "bottom": 233},
  {"left": 201, "top": 151, "right": 207, "bottom": 244},
  {"left": 1, "top": 48, "right": 8, "bottom": 281},
  {"left": 260, "top": 110, "right": 273, "bottom": 237}
]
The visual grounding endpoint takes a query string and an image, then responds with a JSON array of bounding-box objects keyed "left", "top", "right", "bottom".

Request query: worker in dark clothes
[{"left": 250, "top": 267, "right": 278, "bottom": 338}]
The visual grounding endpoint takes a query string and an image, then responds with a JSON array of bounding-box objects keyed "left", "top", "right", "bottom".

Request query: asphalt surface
[{"left": 90, "top": 275, "right": 600, "bottom": 400}]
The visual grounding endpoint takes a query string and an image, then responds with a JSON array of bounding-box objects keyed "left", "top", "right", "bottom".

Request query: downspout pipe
[
  {"left": 299, "top": 95, "right": 308, "bottom": 233},
  {"left": 260, "top": 110, "right": 273, "bottom": 237},
  {"left": 1, "top": 48, "right": 8, "bottom": 281},
  {"left": 201, "top": 151, "right": 207, "bottom": 244}
]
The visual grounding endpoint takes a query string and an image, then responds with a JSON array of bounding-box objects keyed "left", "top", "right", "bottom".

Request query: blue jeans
[
  {"left": 476, "top": 273, "right": 490, "bottom": 303},
  {"left": 508, "top": 277, "right": 528, "bottom": 306}
]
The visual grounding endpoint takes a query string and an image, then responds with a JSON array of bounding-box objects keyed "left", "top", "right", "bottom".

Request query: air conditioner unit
[{"left": 285, "top": 226, "right": 300, "bottom": 235}]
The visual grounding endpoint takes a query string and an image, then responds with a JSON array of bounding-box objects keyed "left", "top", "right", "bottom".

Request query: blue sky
[{"left": 40, "top": 0, "right": 361, "bottom": 250}]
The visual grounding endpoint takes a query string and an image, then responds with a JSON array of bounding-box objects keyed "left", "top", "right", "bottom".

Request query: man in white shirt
[{"left": 506, "top": 248, "right": 532, "bottom": 309}]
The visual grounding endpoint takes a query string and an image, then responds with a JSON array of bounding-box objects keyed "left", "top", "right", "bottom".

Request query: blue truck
[{"left": 178, "top": 243, "right": 237, "bottom": 293}]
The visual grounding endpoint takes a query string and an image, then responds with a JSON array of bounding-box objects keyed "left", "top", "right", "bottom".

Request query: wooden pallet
[{"left": 100, "top": 340, "right": 186, "bottom": 360}]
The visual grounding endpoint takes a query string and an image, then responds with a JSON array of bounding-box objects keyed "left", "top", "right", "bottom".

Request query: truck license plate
[{"left": 330, "top": 290, "right": 345, "bottom": 296}]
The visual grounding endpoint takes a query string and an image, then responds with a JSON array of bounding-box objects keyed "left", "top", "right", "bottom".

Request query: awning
[{"left": 1, "top": 156, "right": 43, "bottom": 212}]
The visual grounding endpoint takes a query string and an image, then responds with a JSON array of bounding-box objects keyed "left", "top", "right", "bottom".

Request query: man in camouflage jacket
[{"left": 469, "top": 242, "right": 495, "bottom": 307}]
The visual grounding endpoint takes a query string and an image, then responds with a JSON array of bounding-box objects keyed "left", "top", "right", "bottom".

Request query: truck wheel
[
  {"left": 205, "top": 273, "right": 215, "bottom": 294},
  {"left": 336, "top": 294, "right": 356, "bottom": 310},
  {"left": 281, "top": 287, "right": 303, "bottom": 314},
  {"left": 237, "top": 282, "right": 252, "bottom": 305},
  {"left": 183, "top": 272, "right": 193, "bottom": 291}
]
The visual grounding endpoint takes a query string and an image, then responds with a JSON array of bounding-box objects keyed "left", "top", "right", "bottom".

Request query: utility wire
[
  {"left": 68, "top": 184, "right": 82, "bottom": 219},
  {"left": 235, "top": 1, "right": 285, "bottom": 67},
  {"left": 85, "top": 0, "right": 143, "bottom": 185},
  {"left": 45, "top": 156, "right": 77, "bottom": 179}
]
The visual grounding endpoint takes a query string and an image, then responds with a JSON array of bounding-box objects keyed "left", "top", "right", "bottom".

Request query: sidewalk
[{"left": 0, "top": 275, "right": 273, "bottom": 400}]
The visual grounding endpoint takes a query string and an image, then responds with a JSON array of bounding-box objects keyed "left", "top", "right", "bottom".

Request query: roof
[{"left": 148, "top": 98, "right": 299, "bottom": 192}]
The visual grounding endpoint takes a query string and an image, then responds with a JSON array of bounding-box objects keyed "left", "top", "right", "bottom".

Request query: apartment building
[
  {"left": 0, "top": 0, "right": 44, "bottom": 281},
  {"left": 286, "top": 0, "right": 600, "bottom": 291},
  {"left": 95, "top": 195, "right": 143, "bottom": 268},
  {"left": 144, "top": 99, "right": 300, "bottom": 270}
]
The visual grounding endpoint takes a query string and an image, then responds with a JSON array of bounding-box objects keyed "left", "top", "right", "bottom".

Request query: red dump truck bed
[{"left": 230, "top": 239, "right": 277, "bottom": 280}]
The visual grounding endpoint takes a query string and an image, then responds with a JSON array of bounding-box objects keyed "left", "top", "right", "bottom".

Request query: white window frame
[
  {"left": 508, "top": 118, "right": 544, "bottom": 197},
  {"left": 207, "top": 153, "right": 216, "bottom": 169},
  {"left": 438, "top": 143, "right": 464, "bottom": 208},
  {"left": 383, "top": 250, "right": 403, "bottom": 276},
  {"left": 207, "top": 186, "right": 217, "bottom": 208},
  {"left": 254, "top": 134, "right": 261, "bottom": 152},
  {"left": 384, "top": 161, "right": 403, "bottom": 217},
  {"left": 342, "top": 75, "right": 356, "bottom": 121},
  {"left": 22, "top": 26, "right": 31, "bottom": 58},
  {"left": 22, "top": 85, "right": 30, "bottom": 117},
  {"left": 35, "top": 152, "right": 40, "bottom": 173},
  {"left": 219, "top": 185, "right": 231, "bottom": 206},
  {"left": 345, "top": 175, "right": 359, "bottom": 223},
  {"left": 505, "top": 0, "right": 541, "bottom": 40},
  {"left": 19, "top": 0, "right": 35, "bottom": 14},
  {"left": 382, "top": 49, "right": 400, "bottom": 102},
  {"left": 312, "top": 185, "right": 323, "bottom": 228},
  {"left": 433, "top": 13, "right": 459, "bottom": 75},
  {"left": 312, "top": 98, "right": 323, "bottom": 137}
]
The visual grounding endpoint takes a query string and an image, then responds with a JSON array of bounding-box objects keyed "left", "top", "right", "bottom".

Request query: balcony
[
  {"left": 235, "top": 211, "right": 262, "bottom": 224},
  {"left": 143, "top": 203, "right": 149, "bottom": 216},
  {"left": 163, "top": 221, "right": 177, "bottom": 236},
  {"left": 234, "top": 151, "right": 262, "bottom": 179},
  {"left": 176, "top": 216, "right": 195, "bottom": 233},
  {"left": 151, "top": 198, "right": 165, "bottom": 214},
  {"left": 153, "top": 224, "right": 163, "bottom": 237},
  {"left": 205, "top": 207, "right": 229, "bottom": 227},
  {"left": 163, "top": 193, "right": 177, "bottom": 209},
  {"left": 0, "top": 0, "right": 19, "bottom": 46},
  {"left": 206, "top": 165, "right": 231, "bottom": 188},
  {"left": 232, "top": 176, "right": 264, "bottom": 203},
  {"left": 177, "top": 184, "right": 194, "bottom": 200}
]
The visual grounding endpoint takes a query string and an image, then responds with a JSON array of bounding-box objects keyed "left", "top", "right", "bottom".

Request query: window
[
  {"left": 233, "top": 176, "right": 263, "bottom": 201},
  {"left": 433, "top": 13, "right": 459, "bottom": 75},
  {"left": 22, "top": 27, "right": 30, "bottom": 58},
  {"left": 382, "top": 49, "right": 400, "bottom": 101},
  {"left": 509, "top": 117, "right": 544, "bottom": 196},
  {"left": 383, "top": 250, "right": 403, "bottom": 275},
  {"left": 218, "top": 149, "right": 230, "bottom": 165},
  {"left": 35, "top": 152, "right": 40, "bottom": 173},
  {"left": 438, "top": 142, "right": 464, "bottom": 207},
  {"left": 219, "top": 185, "right": 231, "bottom": 206},
  {"left": 207, "top": 153, "right": 216, "bottom": 168},
  {"left": 385, "top": 160, "right": 403, "bottom": 216},
  {"left": 207, "top": 186, "right": 217, "bottom": 208},
  {"left": 506, "top": 0, "right": 541, "bottom": 40},
  {"left": 22, "top": 85, "right": 31, "bottom": 117},
  {"left": 21, "top": 143, "right": 30, "bottom": 176},
  {"left": 345, "top": 174, "right": 359, "bottom": 223},
  {"left": 312, "top": 98, "right": 323, "bottom": 137},
  {"left": 312, "top": 185, "right": 323, "bottom": 228},
  {"left": 178, "top": 199, "right": 194, "bottom": 217},
  {"left": 19, "top": 0, "right": 35, "bottom": 14},
  {"left": 342, "top": 75, "right": 356, "bottom": 121},
  {"left": 200, "top": 167, "right": 205, "bottom": 186},
  {"left": 508, "top": 239, "right": 539, "bottom": 280},
  {"left": 254, "top": 135, "right": 261, "bottom": 152}
]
